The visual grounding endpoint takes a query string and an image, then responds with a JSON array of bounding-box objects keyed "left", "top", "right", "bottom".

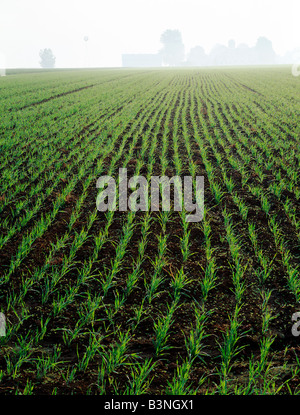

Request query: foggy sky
[{"left": 0, "top": 0, "right": 299, "bottom": 68}]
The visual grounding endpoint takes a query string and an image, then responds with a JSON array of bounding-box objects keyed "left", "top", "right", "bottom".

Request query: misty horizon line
[
  {"left": 1, "top": 30, "right": 299, "bottom": 71},
  {"left": 1, "top": 64, "right": 299, "bottom": 77}
]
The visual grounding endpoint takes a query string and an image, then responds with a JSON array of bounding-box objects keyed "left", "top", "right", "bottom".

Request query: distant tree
[
  {"left": 228, "top": 39, "right": 236, "bottom": 49},
  {"left": 235, "top": 43, "right": 255, "bottom": 65},
  {"left": 39, "top": 48, "right": 56, "bottom": 68},
  {"left": 187, "top": 46, "right": 206, "bottom": 66},
  {"left": 160, "top": 29, "right": 184, "bottom": 66},
  {"left": 255, "top": 37, "right": 276, "bottom": 64},
  {"left": 209, "top": 44, "right": 230, "bottom": 65}
]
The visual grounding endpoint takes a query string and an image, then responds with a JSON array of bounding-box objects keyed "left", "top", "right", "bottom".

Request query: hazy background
[{"left": 0, "top": 0, "right": 299, "bottom": 68}]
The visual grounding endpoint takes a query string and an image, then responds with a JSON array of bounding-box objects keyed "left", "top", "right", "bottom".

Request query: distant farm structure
[
  {"left": 122, "top": 53, "right": 162, "bottom": 68},
  {"left": 0, "top": 52, "right": 6, "bottom": 76}
]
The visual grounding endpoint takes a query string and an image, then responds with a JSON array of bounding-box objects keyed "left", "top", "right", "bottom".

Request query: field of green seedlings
[{"left": 0, "top": 66, "right": 299, "bottom": 395}]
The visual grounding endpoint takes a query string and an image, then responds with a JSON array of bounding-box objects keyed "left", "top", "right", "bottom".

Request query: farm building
[{"left": 122, "top": 53, "right": 162, "bottom": 68}]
